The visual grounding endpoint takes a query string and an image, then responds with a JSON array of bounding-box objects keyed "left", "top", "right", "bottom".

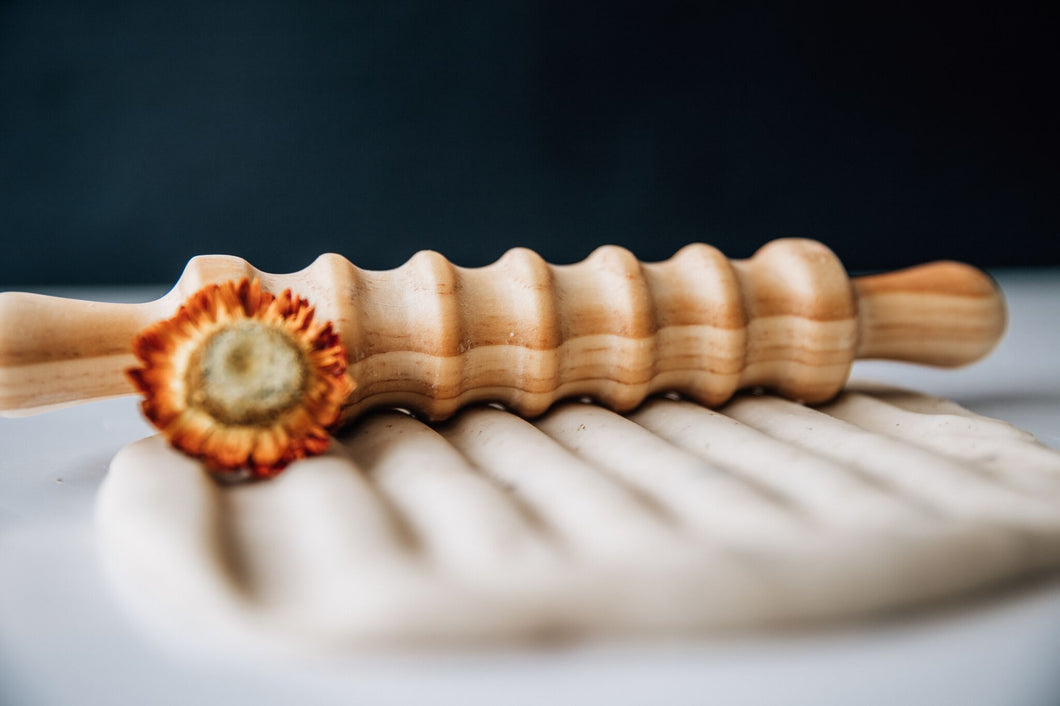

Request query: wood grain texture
[{"left": 0, "top": 238, "right": 1006, "bottom": 419}]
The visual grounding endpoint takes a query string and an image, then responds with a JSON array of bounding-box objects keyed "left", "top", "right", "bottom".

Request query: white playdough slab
[{"left": 96, "top": 384, "right": 1060, "bottom": 653}]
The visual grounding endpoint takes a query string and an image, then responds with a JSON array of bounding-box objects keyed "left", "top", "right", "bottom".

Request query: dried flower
[{"left": 127, "top": 278, "right": 354, "bottom": 478}]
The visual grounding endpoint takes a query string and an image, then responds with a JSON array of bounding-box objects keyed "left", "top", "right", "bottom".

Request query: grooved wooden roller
[{"left": 0, "top": 238, "right": 1006, "bottom": 421}]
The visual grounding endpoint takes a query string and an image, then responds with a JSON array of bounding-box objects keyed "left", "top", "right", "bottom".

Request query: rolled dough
[{"left": 95, "top": 384, "right": 1060, "bottom": 653}]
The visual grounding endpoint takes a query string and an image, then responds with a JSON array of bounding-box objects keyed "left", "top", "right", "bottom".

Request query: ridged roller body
[
  {"left": 0, "top": 239, "right": 1006, "bottom": 420},
  {"left": 335, "top": 239, "right": 859, "bottom": 421}
]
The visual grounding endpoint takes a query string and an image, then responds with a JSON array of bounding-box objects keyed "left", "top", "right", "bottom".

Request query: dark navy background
[{"left": 1, "top": 2, "right": 1057, "bottom": 285}]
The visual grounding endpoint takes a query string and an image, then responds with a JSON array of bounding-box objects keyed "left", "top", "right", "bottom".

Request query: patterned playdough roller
[
  {"left": 0, "top": 238, "right": 1005, "bottom": 422},
  {"left": 0, "top": 238, "right": 1008, "bottom": 475}
]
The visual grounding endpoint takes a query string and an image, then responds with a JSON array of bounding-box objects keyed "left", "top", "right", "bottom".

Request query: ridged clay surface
[{"left": 97, "top": 384, "right": 1060, "bottom": 652}]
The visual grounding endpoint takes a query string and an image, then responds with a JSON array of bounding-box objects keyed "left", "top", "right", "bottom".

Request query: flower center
[{"left": 187, "top": 320, "right": 309, "bottom": 426}]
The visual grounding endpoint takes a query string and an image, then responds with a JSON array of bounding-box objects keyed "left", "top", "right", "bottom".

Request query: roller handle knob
[{"left": 854, "top": 260, "right": 1006, "bottom": 367}]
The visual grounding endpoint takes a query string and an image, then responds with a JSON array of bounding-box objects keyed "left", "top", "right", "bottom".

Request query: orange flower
[{"left": 127, "top": 278, "right": 354, "bottom": 479}]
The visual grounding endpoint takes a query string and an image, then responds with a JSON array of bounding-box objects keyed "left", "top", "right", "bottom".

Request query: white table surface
[{"left": 2, "top": 270, "right": 1059, "bottom": 706}]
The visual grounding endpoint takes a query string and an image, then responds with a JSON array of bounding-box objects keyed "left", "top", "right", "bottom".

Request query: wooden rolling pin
[{"left": 0, "top": 239, "right": 1005, "bottom": 421}]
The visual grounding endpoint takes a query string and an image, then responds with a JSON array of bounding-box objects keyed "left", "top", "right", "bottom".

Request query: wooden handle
[
  {"left": 0, "top": 254, "right": 257, "bottom": 415},
  {"left": 0, "top": 292, "right": 152, "bottom": 414},
  {"left": 0, "top": 239, "right": 1005, "bottom": 418},
  {"left": 853, "top": 261, "right": 1006, "bottom": 366}
]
